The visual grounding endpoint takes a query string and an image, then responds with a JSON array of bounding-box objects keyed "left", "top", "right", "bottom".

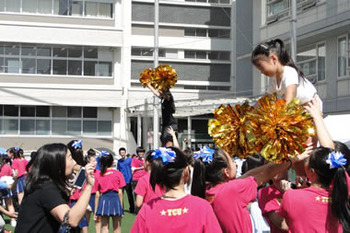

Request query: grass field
[{"left": 4, "top": 192, "right": 137, "bottom": 233}]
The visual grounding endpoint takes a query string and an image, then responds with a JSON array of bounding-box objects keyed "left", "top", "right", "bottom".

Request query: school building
[{"left": 0, "top": 0, "right": 349, "bottom": 153}]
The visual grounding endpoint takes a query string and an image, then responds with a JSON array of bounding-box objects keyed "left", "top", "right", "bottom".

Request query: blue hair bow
[
  {"left": 152, "top": 148, "right": 176, "bottom": 165},
  {"left": 101, "top": 151, "right": 109, "bottom": 156},
  {"left": 194, "top": 146, "right": 214, "bottom": 163},
  {"left": 326, "top": 151, "right": 347, "bottom": 169},
  {"left": 72, "top": 140, "right": 82, "bottom": 149},
  {"left": 14, "top": 147, "right": 20, "bottom": 151}
]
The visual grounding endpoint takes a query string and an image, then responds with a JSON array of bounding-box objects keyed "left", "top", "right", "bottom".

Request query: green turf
[{"left": 5, "top": 192, "right": 137, "bottom": 233}]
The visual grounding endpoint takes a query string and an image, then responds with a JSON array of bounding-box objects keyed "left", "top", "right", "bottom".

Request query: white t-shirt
[{"left": 267, "top": 66, "right": 317, "bottom": 104}]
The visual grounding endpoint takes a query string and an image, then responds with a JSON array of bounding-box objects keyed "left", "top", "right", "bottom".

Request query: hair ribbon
[
  {"left": 326, "top": 151, "right": 347, "bottom": 169},
  {"left": 152, "top": 148, "right": 176, "bottom": 165},
  {"left": 72, "top": 140, "right": 82, "bottom": 149},
  {"left": 101, "top": 151, "right": 109, "bottom": 156},
  {"left": 14, "top": 147, "right": 20, "bottom": 151},
  {"left": 194, "top": 146, "right": 214, "bottom": 163}
]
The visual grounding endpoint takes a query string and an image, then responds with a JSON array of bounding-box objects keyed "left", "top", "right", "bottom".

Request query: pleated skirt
[
  {"left": 96, "top": 191, "right": 124, "bottom": 216},
  {"left": 15, "top": 176, "right": 26, "bottom": 194}
]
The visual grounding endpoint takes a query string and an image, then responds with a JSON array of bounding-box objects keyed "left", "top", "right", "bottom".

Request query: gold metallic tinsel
[
  {"left": 153, "top": 64, "right": 177, "bottom": 92},
  {"left": 139, "top": 68, "right": 153, "bottom": 87},
  {"left": 139, "top": 64, "right": 177, "bottom": 91},
  {"left": 248, "top": 94, "right": 315, "bottom": 163},
  {"left": 208, "top": 94, "right": 315, "bottom": 163},
  {"left": 208, "top": 102, "right": 255, "bottom": 158}
]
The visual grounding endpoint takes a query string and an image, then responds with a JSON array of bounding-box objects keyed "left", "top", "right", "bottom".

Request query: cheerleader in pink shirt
[
  {"left": 131, "top": 147, "right": 222, "bottom": 233},
  {"left": 192, "top": 148, "right": 294, "bottom": 233},
  {"left": 12, "top": 147, "right": 28, "bottom": 205},
  {"left": 134, "top": 150, "right": 165, "bottom": 209},
  {"left": 0, "top": 153, "right": 16, "bottom": 227},
  {"left": 271, "top": 99, "right": 350, "bottom": 233},
  {"left": 95, "top": 151, "right": 125, "bottom": 233}
]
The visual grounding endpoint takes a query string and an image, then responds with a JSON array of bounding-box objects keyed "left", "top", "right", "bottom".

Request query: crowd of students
[{"left": 1, "top": 37, "right": 349, "bottom": 233}]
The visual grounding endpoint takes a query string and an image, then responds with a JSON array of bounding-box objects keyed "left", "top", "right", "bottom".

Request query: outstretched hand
[{"left": 304, "top": 97, "right": 322, "bottom": 119}]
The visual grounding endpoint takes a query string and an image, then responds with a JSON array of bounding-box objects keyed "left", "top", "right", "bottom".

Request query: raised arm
[
  {"left": 240, "top": 161, "right": 290, "bottom": 187},
  {"left": 304, "top": 97, "right": 334, "bottom": 149},
  {"left": 147, "top": 83, "right": 161, "bottom": 98},
  {"left": 166, "top": 126, "right": 179, "bottom": 148}
]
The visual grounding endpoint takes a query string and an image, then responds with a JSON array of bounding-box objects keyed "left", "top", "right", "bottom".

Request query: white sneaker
[{"left": 10, "top": 220, "right": 16, "bottom": 227}]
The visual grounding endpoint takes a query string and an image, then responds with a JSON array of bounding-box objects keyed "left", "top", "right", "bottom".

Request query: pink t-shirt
[
  {"left": 278, "top": 187, "right": 342, "bottom": 233},
  {"left": 12, "top": 158, "right": 28, "bottom": 177},
  {"left": 97, "top": 169, "right": 125, "bottom": 194},
  {"left": 131, "top": 156, "right": 147, "bottom": 181},
  {"left": 206, "top": 176, "right": 257, "bottom": 233},
  {"left": 131, "top": 195, "right": 222, "bottom": 233},
  {"left": 258, "top": 185, "right": 286, "bottom": 233},
  {"left": 0, "top": 164, "right": 13, "bottom": 177},
  {"left": 134, "top": 172, "right": 165, "bottom": 204}
]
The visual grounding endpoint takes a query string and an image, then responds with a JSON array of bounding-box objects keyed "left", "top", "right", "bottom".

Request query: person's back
[
  {"left": 278, "top": 187, "right": 342, "bottom": 233},
  {"left": 206, "top": 177, "right": 257, "bottom": 233},
  {"left": 133, "top": 195, "right": 219, "bottom": 233}
]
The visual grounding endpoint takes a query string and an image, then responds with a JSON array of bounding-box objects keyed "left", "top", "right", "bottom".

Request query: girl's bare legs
[
  {"left": 112, "top": 215, "right": 122, "bottom": 233},
  {"left": 101, "top": 216, "right": 109, "bottom": 233},
  {"left": 5, "top": 198, "right": 15, "bottom": 225}
]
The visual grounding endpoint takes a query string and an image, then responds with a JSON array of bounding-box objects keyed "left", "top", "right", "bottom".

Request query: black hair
[
  {"left": 119, "top": 147, "right": 126, "bottom": 153},
  {"left": 86, "top": 148, "right": 96, "bottom": 163},
  {"left": 145, "top": 150, "right": 155, "bottom": 163},
  {"left": 7, "top": 147, "right": 16, "bottom": 158},
  {"left": 150, "top": 147, "right": 189, "bottom": 191},
  {"left": 251, "top": 38, "right": 305, "bottom": 80},
  {"left": 191, "top": 149, "right": 231, "bottom": 198},
  {"left": 136, "top": 147, "right": 145, "bottom": 154},
  {"left": 67, "top": 140, "right": 85, "bottom": 166},
  {"left": 25, "top": 143, "right": 70, "bottom": 201},
  {"left": 308, "top": 147, "right": 350, "bottom": 231},
  {"left": 241, "top": 153, "right": 266, "bottom": 174},
  {"left": 14, "top": 148, "right": 23, "bottom": 159},
  {"left": 26, "top": 151, "right": 38, "bottom": 172},
  {"left": 0, "top": 154, "right": 8, "bottom": 170},
  {"left": 100, "top": 152, "right": 114, "bottom": 175}
]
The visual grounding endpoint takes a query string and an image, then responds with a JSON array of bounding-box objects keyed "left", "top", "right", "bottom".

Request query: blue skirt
[
  {"left": 69, "top": 200, "right": 89, "bottom": 228},
  {"left": 89, "top": 193, "right": 96, "bottom": 212},
  {"left": 96, "top": 191, "right": 124, "bottom": 216},
  {"left": 15, "top": 176, "right": 26, "bottom": 194}
]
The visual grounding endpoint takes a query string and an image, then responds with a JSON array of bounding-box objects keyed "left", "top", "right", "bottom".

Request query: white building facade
[
  {"left": 0, "top": 0, "right": 134, "bottom": 151},
  {"left": 234, "top": 0, "right": 350, "bottom": 114},
  {"left": 0, "top": 0, "right": 235, "bottom": 152}
]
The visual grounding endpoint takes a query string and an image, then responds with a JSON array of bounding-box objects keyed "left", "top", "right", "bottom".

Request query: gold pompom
[
  {"left": 139, "top": 64, "right": 177, "bottom": 91},
  {"left": 208, "top": 102, "right": 255, "bottom": 158},
  {"left": 248, "top": 94, "right": 315, "bottom": 163},
  {"left": 208, "top": 94, "right": 315, "bottom": 163}
]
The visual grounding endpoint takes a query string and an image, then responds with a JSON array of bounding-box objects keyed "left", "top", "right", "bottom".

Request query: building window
[
  {"left": 338, "top": 36, "right": 348, "bottom": 77},
  {"left": 185, "top": 50, "right": 230, "bottom": 61},
  {"left": 185, "top": 0, "right": 231, "bottom": 3},
  {"left": 266, "top": 0, "right": 318, "bottom": 24},
  {"left": 297, "top": 42, "right": 326, "bottom": 83},
  {"left": 0, "top": 43, "right": 112, "bottom": 77},
  {"left": 0, "top": 105, "right": 112, "bottom": 136},
  {"left": 0, "top": 0, "right": 113, "bottom": 18},
  {"left": 185, "top": 28, "right": 230, "bottom": 38}
]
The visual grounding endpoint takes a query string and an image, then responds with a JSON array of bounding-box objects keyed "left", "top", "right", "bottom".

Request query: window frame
[
  {"left": 337, "top": 35, "right": 348, "bottom": 78},
  {"left": 0, "top": 105, "right": 113, "bottom": 137},
  {"left": 296, "top": 41, "right": 326, "bottom": 84}
]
